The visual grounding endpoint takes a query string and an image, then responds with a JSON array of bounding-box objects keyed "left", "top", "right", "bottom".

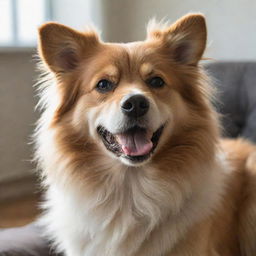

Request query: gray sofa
[
  {"left": 206, "top": 62, "right": 256, "bottom": 142},
  {"left": 0, "top": 223, "right": 56, "bottom": 256},
  {"left": 0, "top": 61, "right": 255, "bottom": 256}
]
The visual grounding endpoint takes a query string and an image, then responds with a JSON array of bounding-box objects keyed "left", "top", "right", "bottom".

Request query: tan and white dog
[{"left": 35, "top": 14, "right": 256, "bottom": 256}]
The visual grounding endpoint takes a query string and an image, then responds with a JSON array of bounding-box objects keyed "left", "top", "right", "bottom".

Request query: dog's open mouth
[{"left": 97, "top": 125, "right": 164, "bottom": 162}]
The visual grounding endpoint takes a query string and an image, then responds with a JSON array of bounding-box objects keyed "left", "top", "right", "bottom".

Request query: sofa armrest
[{"left": 0, "top": 223, "right": 58, "bottom": 256}]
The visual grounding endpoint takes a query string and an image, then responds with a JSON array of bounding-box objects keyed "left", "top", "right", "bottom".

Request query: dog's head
[{"left": 38, "top": 14, "right": 208, "bottom": 166}]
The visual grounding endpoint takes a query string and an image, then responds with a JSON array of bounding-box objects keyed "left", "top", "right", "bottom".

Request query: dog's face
[{"left": 38, "top": 14, "right": 207, "bottom": 166}]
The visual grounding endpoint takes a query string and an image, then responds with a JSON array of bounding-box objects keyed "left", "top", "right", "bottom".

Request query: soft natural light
[
  {"left": 0, "top": 0, "right": 49, "bottom": 47},
  {"left": 0, "top": 0, "right": 13, "bottom": 44},
  {"left": 17, "top": 0, "right": 46, "bottom": 45}
]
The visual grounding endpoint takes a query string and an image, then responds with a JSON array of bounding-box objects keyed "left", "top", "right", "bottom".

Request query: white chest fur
[{"left": 40, "top": 161, "right": 226, "bottom": 256}]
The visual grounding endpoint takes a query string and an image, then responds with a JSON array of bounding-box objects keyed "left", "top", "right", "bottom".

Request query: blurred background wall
[
  {"left": 56, "top": 0, "right": 256, "bottom": 60},
  {"left": 0, "top": 0, "right": 256, "bottom": 201},
  {"left": 0, "top": 50, "right": 38, "bottom": 200}
]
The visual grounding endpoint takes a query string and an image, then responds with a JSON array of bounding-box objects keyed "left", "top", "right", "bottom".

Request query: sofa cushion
[{"left": 205, "top": 62, "right": 256, "bottom": 142}]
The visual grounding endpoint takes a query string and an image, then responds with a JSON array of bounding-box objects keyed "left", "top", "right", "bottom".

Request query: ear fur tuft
[
  {"left": 147, "top": 14, "right": 207, "bottom": 65},
  {"left": 38, "top": 22, "right": 99, "bottom": 73}
]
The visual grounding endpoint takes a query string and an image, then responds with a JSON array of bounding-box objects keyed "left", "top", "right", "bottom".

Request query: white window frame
[{"left": 0, "top": 0, "right": 52, "bottom": 49}]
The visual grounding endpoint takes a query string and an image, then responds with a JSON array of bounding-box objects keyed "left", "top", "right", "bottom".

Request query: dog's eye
[
  {"left": 147, "top": 77, "right": 165, "bottom": 88},
  {"left": 96, "top": 79, "right": 114, "bottom": 93}
]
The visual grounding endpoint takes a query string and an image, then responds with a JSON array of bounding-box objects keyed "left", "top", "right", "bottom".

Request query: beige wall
[
  {"left": 52, "top": 0, "right": 256, "bottom": 61},
  {"left": 100, "top": 0, "right": 256, "bottom": 60},
  {"left": 0, "top": 51, "right": 37, "bottom": 183}
]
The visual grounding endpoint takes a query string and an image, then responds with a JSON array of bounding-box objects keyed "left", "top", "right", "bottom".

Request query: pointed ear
[
  {"left": 38, "top": 22, "right": 99, "bottom": 73},
  {"left": 148, "top": 14, "right": 207, "bottom": 65}
]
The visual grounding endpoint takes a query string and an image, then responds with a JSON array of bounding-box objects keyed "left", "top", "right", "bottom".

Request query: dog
[{"left": 35, "top": 13, "right": 256, "bottom": 256}]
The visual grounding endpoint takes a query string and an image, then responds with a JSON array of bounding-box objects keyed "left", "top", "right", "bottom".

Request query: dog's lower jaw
[{"left": 119, "top": 154, "right": 152, "bottom": 166}]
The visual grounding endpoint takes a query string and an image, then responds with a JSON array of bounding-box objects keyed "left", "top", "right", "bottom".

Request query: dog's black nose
[{"left": 121, "top": 95, "right": 149, "bottom": 118}]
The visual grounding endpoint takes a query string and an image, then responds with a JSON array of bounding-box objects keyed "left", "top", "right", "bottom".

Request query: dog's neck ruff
[{"left": 39, "top": 136, "right": 226, "bottom": 256}]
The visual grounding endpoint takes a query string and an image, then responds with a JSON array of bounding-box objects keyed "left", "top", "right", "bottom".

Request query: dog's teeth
[{"left": 109, "top": 135, "right": 115, "bottom": 144}]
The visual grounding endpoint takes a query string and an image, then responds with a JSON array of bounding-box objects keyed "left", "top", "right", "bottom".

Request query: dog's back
[{"left": 217, "top": 139, "right": 256, "bottom": 256}]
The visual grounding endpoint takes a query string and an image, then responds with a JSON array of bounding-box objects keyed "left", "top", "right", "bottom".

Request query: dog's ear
[
  {"left": 38, "top": 22, "right": 99, "bottom": 74},
  {"left": 147, "top": 14, "right": 207, "bottom": 65}
]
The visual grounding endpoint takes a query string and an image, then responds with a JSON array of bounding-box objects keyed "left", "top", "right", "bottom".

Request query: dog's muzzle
[{"left": 97, "top": 94, "right": 165, "bottom": 163}]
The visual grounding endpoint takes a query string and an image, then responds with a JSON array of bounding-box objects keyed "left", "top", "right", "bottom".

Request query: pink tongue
[{"left": 116, "top": 129, "right": 153, "bottom": 156}]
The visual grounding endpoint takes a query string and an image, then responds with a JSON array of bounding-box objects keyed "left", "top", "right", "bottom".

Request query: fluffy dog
[{"left": 35, "top": 14, "right": 256, "bottom": 256}]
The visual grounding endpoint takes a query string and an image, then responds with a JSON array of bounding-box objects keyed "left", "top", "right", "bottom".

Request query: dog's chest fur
[{"left": 41, "top": 159, "right": 225, "bottom": 256}]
